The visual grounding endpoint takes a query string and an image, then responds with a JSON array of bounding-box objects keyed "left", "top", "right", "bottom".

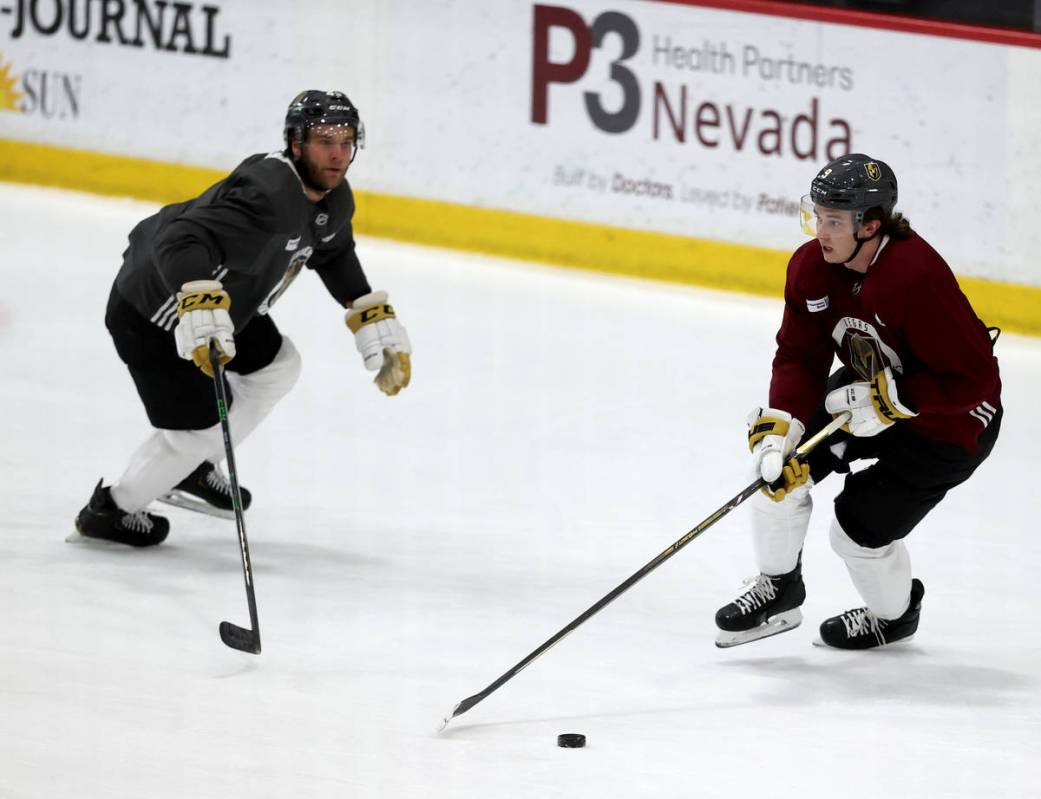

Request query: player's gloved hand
[
  {"left": 174, "top": 280, "right": 235, "bottom": 378},
  {"left": 748, "top": 407, "right": 807, "bottom": 502},
  {"left": 345, "top": 291, "right": 412, "bottom": 396},
  {"left": 764, "top": 457, "right": 811, "bottom": 503},
  {"left": 824, "top": 366, "right": 916, "bottom": 437}
]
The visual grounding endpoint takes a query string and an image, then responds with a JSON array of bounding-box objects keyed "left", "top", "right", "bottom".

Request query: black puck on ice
[{"left": 557, "top": 733, "right": 586, "bottom": 748}]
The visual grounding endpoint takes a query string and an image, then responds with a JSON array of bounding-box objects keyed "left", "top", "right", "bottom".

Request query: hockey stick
[
  {"left": 209, "top": 343, "right": 262, "bottom": 655},
  {"left": 439, "top": 411, "right": 851, "bottom": 730}
]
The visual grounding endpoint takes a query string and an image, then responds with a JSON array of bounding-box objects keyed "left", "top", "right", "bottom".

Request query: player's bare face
[
  {"left": 297, "top": 124, "right": 355, "bottom": 194},
  {"left": 813, "top": 207, "right": 857, "bottom": 263}
]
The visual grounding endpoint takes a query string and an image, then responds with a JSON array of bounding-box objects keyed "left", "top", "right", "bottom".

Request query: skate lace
[
  {"left": 840, "top": 608, "right": 886, "bottom": 639},
  {"left": 734, "top": 574, "right": 778, "bottom": 613},
  {"left": 121, "top": 511, "right": 155, "bottom": 534},
  {"left": 205, "top": 467, "right": 232, "bottom": 497}
]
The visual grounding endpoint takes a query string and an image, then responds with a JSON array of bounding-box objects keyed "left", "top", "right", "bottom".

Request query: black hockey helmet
[
  {"left": 283, "top": 90, "right": 365, "bottom": 153},
  {"left": 809, "top": 153, "right": 897, "bottom": 224}
]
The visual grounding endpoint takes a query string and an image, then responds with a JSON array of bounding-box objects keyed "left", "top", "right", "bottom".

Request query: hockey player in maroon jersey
[
  {"left": 74, "top": 90, "right": 412, "bottom": 547},
  {"left": 715, "top": 153, "right": 1001, "bottom": 649}
]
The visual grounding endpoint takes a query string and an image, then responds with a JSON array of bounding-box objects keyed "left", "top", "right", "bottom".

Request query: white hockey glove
[
  {"left": 345, "top": 291, "right": 412, "bottom": 396},
  {"left": 824, "top": 366, "right": 916, "bottom": 437},
  {"left": 174, "top": 280, "right": 235, "bottom": 378},
  {"left": 748, "top": 407, "right": 808, "bottom": 503}
]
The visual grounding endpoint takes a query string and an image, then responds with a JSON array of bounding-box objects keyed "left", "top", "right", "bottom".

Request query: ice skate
[
  {"left": 816, "top": 578, "right": 924, "bottom": 650},
  {"left": 715, "top": 560, "right": 806, "bottom": 648},
  {"left": 73, "top": 480, "right": 169, "bottom": 547},
  {"left": 158, "top": 461, "right": 251, "bottom": 519}
]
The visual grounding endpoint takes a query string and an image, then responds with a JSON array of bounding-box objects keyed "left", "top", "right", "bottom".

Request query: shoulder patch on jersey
[
  {"left": 806, "top": 295, "right": 830, "bottom": 313},
  {"left": 285, "top": 236, "right": 301, "bottom": 251}
]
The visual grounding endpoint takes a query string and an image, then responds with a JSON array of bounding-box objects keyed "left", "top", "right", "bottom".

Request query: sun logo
[{"left": 0, "top": 56, "right": 24, "bottom": 112}]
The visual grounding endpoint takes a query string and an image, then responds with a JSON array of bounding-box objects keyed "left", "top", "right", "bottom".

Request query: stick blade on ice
[
  {"left": 220, "top": 621, "right": 261, "bottom": 654},
  {"left": 438, "top": 693, "right": 484, "bottom": 731}
]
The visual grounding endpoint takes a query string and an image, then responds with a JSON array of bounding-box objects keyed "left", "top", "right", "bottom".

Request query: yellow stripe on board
[
  {"left": 1, "top": 139, "right": 225, "bottom": 204},
  {"left": 354, "top": 192, "right": 790, "bottom": 299},
  {"left": 2, "top": 138, "right": 1039, "bottom": 336}
]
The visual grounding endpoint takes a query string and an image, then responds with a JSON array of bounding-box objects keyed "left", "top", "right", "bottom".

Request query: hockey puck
[{"left": 557, "top": 733, "right": 586, "bottom": 748}]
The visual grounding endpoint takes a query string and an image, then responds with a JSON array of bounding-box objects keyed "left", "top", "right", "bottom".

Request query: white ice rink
[{"left": 2, "top": 183, "right": 1040, "bottom": 798}]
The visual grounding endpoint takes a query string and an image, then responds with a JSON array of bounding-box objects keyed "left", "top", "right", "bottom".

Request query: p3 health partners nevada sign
[{"left": 530, "top": 2, "right": 862, "bottom": 237}]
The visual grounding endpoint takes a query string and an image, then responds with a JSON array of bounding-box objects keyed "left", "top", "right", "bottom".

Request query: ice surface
[{"left": 1, "top": 183, "right": 1039, "bottom": 798}]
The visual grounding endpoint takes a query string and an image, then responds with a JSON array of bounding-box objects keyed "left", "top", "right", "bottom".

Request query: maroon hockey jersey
[{"left": 770, "top": 233, "right": 1001, "bottom": 453}]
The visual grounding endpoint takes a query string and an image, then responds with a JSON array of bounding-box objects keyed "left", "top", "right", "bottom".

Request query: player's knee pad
[
  {"left": 829, "top": 515, "right": 895, "bottom": 560},
  {"left": 159, "top": 423, "right": 224, "bottom": 459},
  {"left": 227, "top": 335, "right": 302, "bottom": 403},
  {"left": 833, "top": 492, "right": 897, "bottom": 549},
  {"left": 751, "top": 477, "right": 813, "bottom": 516}
]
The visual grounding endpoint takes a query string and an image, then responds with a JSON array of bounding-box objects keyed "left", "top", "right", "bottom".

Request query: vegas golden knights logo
[
  {"left": 849, "top": 334, "right": 879, "bottom": 380},
  {"left": 865, "top": 162, "right": 881, "bottom": 181}
]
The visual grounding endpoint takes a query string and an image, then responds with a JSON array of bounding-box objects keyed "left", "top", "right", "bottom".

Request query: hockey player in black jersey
[{"left": 75, "top": 90, "right": 412, "bottom": 546}]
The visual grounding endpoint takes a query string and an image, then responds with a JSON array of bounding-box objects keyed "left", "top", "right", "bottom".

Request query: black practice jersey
[{"left": 114, "top": 151, "right": 371, "bottom": 332}]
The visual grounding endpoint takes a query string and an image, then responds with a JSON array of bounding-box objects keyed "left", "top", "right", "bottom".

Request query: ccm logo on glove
[{"left": 177, "top": 290, "right": 229, "bottom": 314}]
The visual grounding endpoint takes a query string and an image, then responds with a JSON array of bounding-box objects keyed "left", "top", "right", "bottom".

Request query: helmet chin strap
[{"left": 842, "top": 228, "right": 881, "bottom": 266}]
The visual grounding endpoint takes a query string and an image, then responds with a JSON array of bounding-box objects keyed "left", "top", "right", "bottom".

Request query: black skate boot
[
  {"left": 159, "top": 462, "right": 251, "bottom": 519},
  {"left": 74, "top": 480, "right": 169, "bottom": 547},
  {"left": 715, "top": 559, "right": 806, "bottom": 648},
  {"left": 818, "top": 578, "right": 925, "bottom": 650}
]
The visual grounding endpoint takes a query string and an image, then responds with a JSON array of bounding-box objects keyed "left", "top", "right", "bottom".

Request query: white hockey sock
[
  {"left": 111, "top": 337, "right": 302, "bottom": 512},
  {"left": 751, "top": 480, "right": 813, "bottom": 576},
  {"left": 111, "top": 425, "right": 224, "bottom": 512},
  {"left": 829, "top": 515, "right": 912, "bottom": 620}
]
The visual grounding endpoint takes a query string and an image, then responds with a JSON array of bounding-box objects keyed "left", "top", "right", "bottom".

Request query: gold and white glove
[
  {"left": 764, "top": 457, "right": 811, "bottom": 504},
  {"left": 174, "top": 280, "right": 235, "bottom": 377},
  {"left": 748, "top": 407, "right": 808, "bottom": 503},
  {"left": 345, "top": 291, "right": 412, "bottom": 396},
  {"left": 824, "top": 366, "right": 916, "bottom": 437}
]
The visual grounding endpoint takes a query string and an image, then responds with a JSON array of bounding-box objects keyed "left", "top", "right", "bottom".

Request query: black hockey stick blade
[
  {"left": 219, "top": 621, "right": 261, "bottom": 654},
  {"left": 439, "top": 694, "right": 484, "bottom": 731}
]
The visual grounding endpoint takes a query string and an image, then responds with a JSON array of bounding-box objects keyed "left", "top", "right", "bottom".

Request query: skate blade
[
  {"left": 158, "top": 492, "right": 235, "bottom": 520},
  {"left": 715, "top": 608, "right": 802, "bottom": 648},
  {"left": 811, "top": 634, "right": 916, "bottom": 649},
  {"left": 65, "top": 531, "right": 129, "bottom": 548}
]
